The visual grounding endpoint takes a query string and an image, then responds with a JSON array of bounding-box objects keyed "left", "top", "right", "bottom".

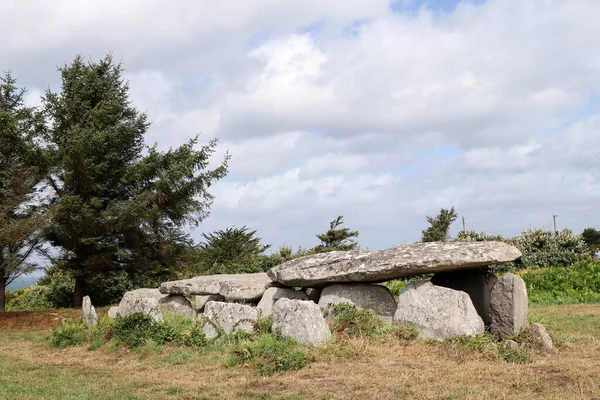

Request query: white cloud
[{"left": 2, "top": 0, "right": 600, "bottom": 253}]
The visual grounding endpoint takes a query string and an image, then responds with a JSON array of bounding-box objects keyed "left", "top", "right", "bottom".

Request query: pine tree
[
  {"left": 0, "top": 72, "right": 46, "bottom": 312},
  {"left": 40, "top": 55, "right": 228, "bottom": 306},
  {"left": 313, "top": 215, "right": 359, "bottom": 253},
  {"left": 421, "top": 207, "right": 458, "bottom": 242}
]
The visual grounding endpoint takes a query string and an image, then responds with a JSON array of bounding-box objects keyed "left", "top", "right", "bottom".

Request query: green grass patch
[{"left": 523, "top": 260, "right": 600, "bottom": 305}]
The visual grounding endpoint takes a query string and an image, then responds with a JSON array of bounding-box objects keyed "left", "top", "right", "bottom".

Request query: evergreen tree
[
  {"left": 421, "top": 207, "right": 458, "bottom": 242},
  {"left": 313, "top": 215, "right": 359, "bottom": 253},
  {"left": 193, "top": 226, "right": 270, "bottom": 274},
  {"left": 40, "top": 55, "right": 228, "bottom": 306},
  {"left": 0, "top": 72, "right": 46, "bottom": 311},
  {"left": 581, "top": 228, "right": 600, "bottom": 252}
]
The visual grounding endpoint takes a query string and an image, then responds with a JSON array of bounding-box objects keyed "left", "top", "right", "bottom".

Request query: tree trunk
[
  {"left": 0, "top": 276, "right": 7, "bottom": 313},
  {"left": 73, "top": 276, "right": 86, "bottom": 308}
]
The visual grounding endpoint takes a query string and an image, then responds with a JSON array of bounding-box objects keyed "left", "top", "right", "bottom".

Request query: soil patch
[{"left": 0, "top": 310, "right": 80, "bottom": 330}]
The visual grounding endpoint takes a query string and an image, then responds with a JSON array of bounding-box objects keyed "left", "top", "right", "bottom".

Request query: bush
[
  {"left": 50, "top": 318, "right": 88, "bottom": 348},
  {"left": 512, "top": 228, "right": 586, "bottom": 268},
  {"left": 6, "top": 285, "right": 53, "bottom": 311},
  {"left": 227, "top": 334, "right": 312, "bottom": 376},
  {"left": 522, "top": 260, "right": 600, "bottom": 305}
]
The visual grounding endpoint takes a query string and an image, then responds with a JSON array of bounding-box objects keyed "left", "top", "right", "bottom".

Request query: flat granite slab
[
  {"left": 159, "top": 273, "right": 276, "bottom": 302},
  {"left": 267, "top": 241, "right": 521, "bottom": 287}
]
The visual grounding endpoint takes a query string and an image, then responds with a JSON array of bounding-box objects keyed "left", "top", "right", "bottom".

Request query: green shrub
[
  {"left": 6, "top": 285, "right": 52, "bottom": 311},
  {"left": 330, "top": 303, "right": 381, "bottom": 337},
  {"left": 112, "top": 313, "right": 158, "bottom": 347},
  {"left": 50, "top": 318, "right": 88, "bottom": 348},
  {"left": 382, "top": 280, "right": 408, "bottom": 296},
  {"left": 227, "top": 334, "right": 312, "bottom": 376},
  {"left": 522, "top": 260, "right": 600, "bottom": 305},
  {"left": 441, "top": 334, "right": 531, "bottom": 364}
]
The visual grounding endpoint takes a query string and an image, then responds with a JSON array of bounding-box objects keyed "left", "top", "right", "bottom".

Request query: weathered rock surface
[
  {"left": 107, "top": 306, "right": 119, "bottom": 319},
  {"left": 117, "top": 288, "right": 167, "bottom": 318},
  {"left": 202, "top": 301, "right": 258, "bottom": 339},
  {"left": 490, "top": 273, "right": 528, "bottom": 336},
  {"left": 431, "top": 269, "right": 498, "bottom": 327},
  {"left": 160, "top": 273, "right": 275, "bottom": 302},
  {"left": 268, "top": 242, "right": 521, "bottom": 286},
  {"left": 195, "top": 294, "right": 224, "bottom": 311},
  {"left": 272, "top": 299, "right": 331, "bottom": 347},
  {"left": 530, "top": 323, "right": 554, "bottom": 352},
  {"left": 131, "top": 297, "right": 164, "bottom": 323},
  {"left": 257, "top": 287, "right": 308, "bottom": 317},
  {"left": 82, "top": 296, "right": 98, "bottom": 327},
  {"left": 159, "top": 294, "right": 196, "bottom": 319},
  {"left": 318, "top": 283, "right": 396, "bottom": 323},
  {"left": 393, "top": 281, "right": 485, "bottom": 340}
]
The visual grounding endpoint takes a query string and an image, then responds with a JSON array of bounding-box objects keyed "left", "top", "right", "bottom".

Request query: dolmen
[{"left": 108, "top": 241, "right": 530, "bottom": 346}]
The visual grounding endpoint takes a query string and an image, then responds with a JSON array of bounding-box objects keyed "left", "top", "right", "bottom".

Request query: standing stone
[
  {"left": 107, "top": 306, "right": 119, "bottom": 319},
  {"left": 257, "top": 287, "right": 308, "bottom": 317},
  {"left": 530, "top": 323, "right": 554, "bottom": 352},
  {"left": 202, "top": 301, "right": 258, "bottom": 339},
  {"left": 272, "top": 299, "right": 331, "bottom": 348},
  {"left": 393, "top": 281, "right": 484, "bottom": 340},
  {"left": 117, "top": 288, "right": 168, "bottom": 318},
  {"left": 82, "top": 296, "right": 98, "bottom": 327},
  {"left": 158, "top": 294, "right": 196, "bottom": 320},
  {"left": 131, "top": 297, "right": 164, "bottom": 323},
  {"left": 195, "top": 294, "right": 224, "bottom": 311},
  {"left": 268, "top": 242, "right": 521, "bottom": 287},
  {"left": 160, "top": 273, "right": 275, "bottom": 302},
  {"left": 490, "top": 273, "right": 528, "bottom": 336},
  {"left": 431, "top": 269, "right": 498, "bottom": 327},
  {"left": 318, "top": 283, "right": 397, "bottom": 323}
]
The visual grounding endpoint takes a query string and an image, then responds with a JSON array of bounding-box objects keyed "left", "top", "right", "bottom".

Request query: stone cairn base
[{"left": 98, "top": 242, "right": 546, "bottom": 348}]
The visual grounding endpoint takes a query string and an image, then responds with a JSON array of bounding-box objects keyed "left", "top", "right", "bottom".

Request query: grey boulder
[
  {"left": 202, "top": 301, "right": 258, "bottom": 339},
  {"left": 272, "top": 299, "right": 331, "bottom": 347},
  {"left": 393, "top": 281, "right": 484, "bottom": 340},
  {"left": 107, "top": 306, "right": 119, "bottom": 319},
  {"left": 195, "top": 294, "right": 225, "bottom": 311},
  {"left": 318, "top": 283, "right": 396, "bottom": 323},
  {"left": 117, "top": 288, "right": 167, "bottom": 318},
  {"left": 82, "top": 296, "right": 98, "bottom": 327},
  {"left": 490, "top": 273, "right": 528, "bottom": 336},
  {"left": 268, "top": 242, "right": 521, "bottom": 286},
  {"left": 257, "top": 287, "right": 308, "bottom": 317},
  {"left": 159, "top": 294, "right": 196, "bottom": 320},
  {"left": 529, "top": 323, "right": 554, "bottom": 352},
  {"left": 130, "top": 297, "right": 164, "bottom": 323},
  {"left": 431, "top": 269, "right": 498, "bottom": 327},
  {"left": 160, "top": 273, "right": 275, "bottom": 302}
]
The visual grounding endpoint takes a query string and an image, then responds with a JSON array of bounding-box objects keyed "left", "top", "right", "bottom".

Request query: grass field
[{"left": 1, "top": 304, "right": 599, "bottom": 400}]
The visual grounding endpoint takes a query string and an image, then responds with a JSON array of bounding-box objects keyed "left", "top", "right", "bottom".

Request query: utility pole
[
  {"left": 553, "top": 215, "right": 558, "bottom": 235},
  {"left": 462, "top": 216, "right": 466, "bottom": 233}
]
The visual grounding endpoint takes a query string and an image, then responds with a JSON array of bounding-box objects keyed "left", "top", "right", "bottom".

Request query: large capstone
[
  {"left": 82, "top": 296, "right": 98, "bottom": 327},
  {"left": 393, "top": 281, "right": 484, "bottom": 340},
  {"left": 268, "top": 242, "right": 521, "bottom": 287},
  {"left": 158, "top": 294, "right": 196, "bottom": 320},
  {"left": 117, "top": 288, "right": 168, "bottom": 318},
  {"left": 272, "top": 299, "right": 331, "bottom": 347},
  {"left": 431, "top": 269, "right": 498, "bottom": 327},
  {"left": 256, "top": 287, "right": 308, "bottom": 317},
  {"left": 202, "top": 301, "right": 258, "bottom": 339},
  {"left": 160, "top": 273, "right": 275, "bottom": 302},
  {"left": 318, "top": 283, "right": 397, "bottom": 323},
  {"left": 490, "top": 273, "right": 528, "bottom": 336}
]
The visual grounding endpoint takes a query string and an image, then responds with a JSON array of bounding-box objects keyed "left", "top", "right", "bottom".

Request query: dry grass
[{"left": 1, "top": 304, "right": 599, "bottom": 399}]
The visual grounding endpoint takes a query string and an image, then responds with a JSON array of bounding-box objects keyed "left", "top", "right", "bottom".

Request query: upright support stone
[
  {"left": 431, "top": 269, "right": 498, "bottom": 328},
  {"left": 158, "top": 294, "right": 196, "bottom": 319},
  {"left": 257, "top": 287, "right": 308, "bottom": 317},
  {"left": 490, "top": 273, "right": 528, "bottom": 336},
  {"left": 318, "top": 283, "right": 397, "bottom": 323},
  {"left": 82, "top": 296, "right": 98, "bottom": 327},
  {"left": 272, "top": 299, "right": 331, "bottom": 348},
  {"left": 202, "top": 301, "right": 258, "bottom": 339}
]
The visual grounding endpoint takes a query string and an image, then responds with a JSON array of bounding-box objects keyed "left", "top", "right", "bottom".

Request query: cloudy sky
[{"left": 2, "top": 0, "right": 600, "bottom": 254}]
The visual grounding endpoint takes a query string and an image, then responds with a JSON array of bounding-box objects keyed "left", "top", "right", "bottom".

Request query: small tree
[
  {"left": 0, "top": 72, "right": 46, "bottom": 312},
  {"left": 193, "top": 226, "right": 270, "bottom": 274},
  {"left": 421, "top": 207, "right": 458, "bottom": 242},
  {"left": 313, "top": 216, "right": 359, "bottom": 253},
  {"left": 581, "top": 228, "right": 600, "bottom": 253}
]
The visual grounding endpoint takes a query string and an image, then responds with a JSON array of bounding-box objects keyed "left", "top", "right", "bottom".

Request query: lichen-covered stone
[
  {"left": 256, "top": 287, "right": 307, "bottom": 317},
  {"left": 160, "top": 273, "right": 274, "bottom": 302},
  {"left": 159, "top": 294, "right": 196, "bottom": 319},
  {"left": 318, "top": 283, "right": 396, "bottom": 323},
  {"left": 490, "top": 273, "right": 528, "bottom": 336},
  {"left": 272, "top": 299, "right": 331, "bottom": 347},
  {"left": 82, "top": 296, "right": 98, "bottom": 327},
  {"left": 202, "top": 301, "right": 258, "bottom": 339}
]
